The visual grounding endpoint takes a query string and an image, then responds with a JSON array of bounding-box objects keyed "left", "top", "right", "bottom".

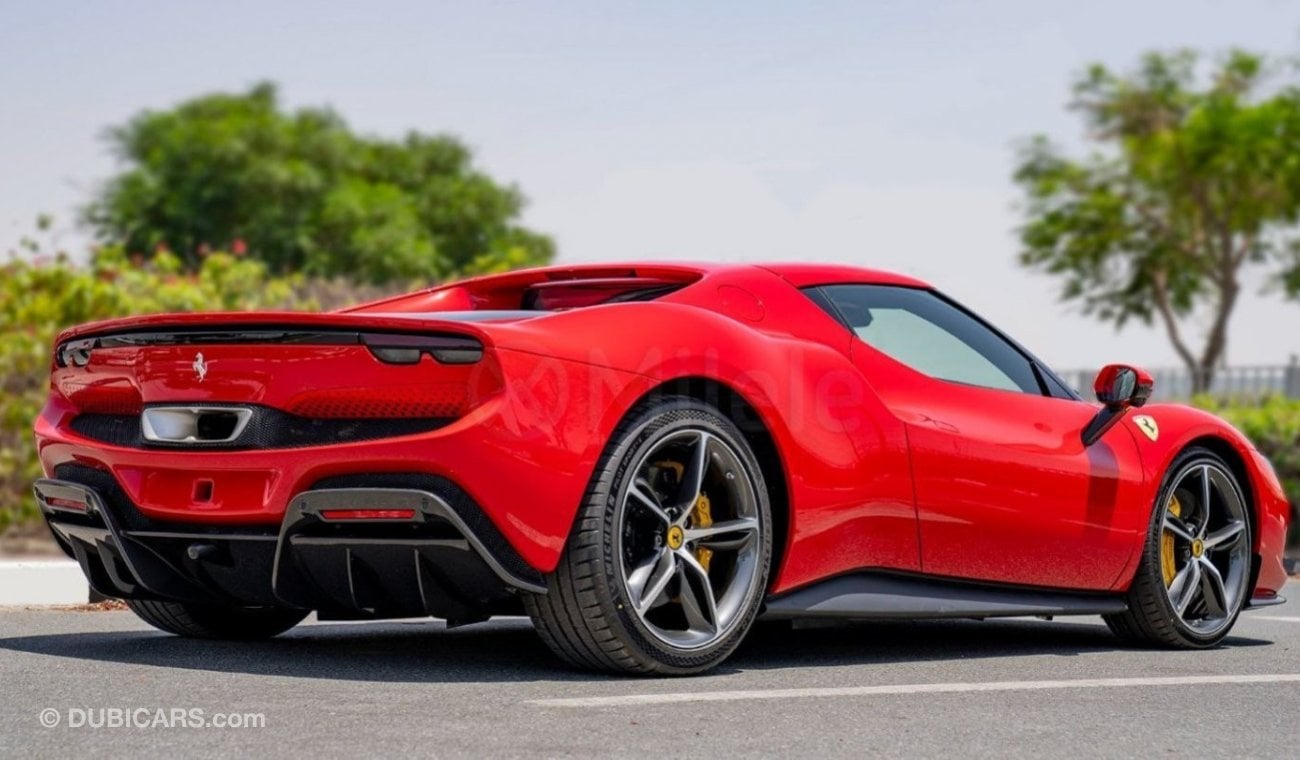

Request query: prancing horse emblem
[
  {"left": 192, "top": 352, "right": 208, "bottom": 383},
  {"left": 1133, "top": 414, "right": 1159, "bottom": 442}
]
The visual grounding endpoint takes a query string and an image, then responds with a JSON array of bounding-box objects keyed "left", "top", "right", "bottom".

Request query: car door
[{"left": 810, "top": 284, "right": 1148, "bottom": 591}]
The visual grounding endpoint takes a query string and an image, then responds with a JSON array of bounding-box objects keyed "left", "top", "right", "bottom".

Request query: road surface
[{"left": 3, "top": 583, "right": 1299, "bottom": 758}]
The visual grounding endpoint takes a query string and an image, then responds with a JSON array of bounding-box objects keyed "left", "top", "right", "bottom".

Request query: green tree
[
  {"left": 1015, "top": 50, "right": 1300, "bottom": 391},
  {"left": 85, "top": 83, "right": 553, "bottom": 283}
]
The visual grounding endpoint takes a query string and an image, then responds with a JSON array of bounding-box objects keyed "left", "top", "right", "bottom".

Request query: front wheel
[
  {"left": 1104, "top": 447, "right": 1253, "bottom": 648},
  {"left": 525, "top": 396, "right": 773, "bottom": 675}
]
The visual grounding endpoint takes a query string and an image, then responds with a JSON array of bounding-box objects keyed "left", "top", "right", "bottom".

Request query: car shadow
[{"left": 0, "top": 615, "right": 1273, "bottom": 684}]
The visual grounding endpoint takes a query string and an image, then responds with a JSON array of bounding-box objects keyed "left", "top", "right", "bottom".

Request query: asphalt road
[{"left": 3, "top": 584, "right": 1300, "bottom": 759}]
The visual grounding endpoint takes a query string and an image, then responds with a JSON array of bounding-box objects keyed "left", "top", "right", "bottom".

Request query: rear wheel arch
[
  {"left": 626, "top": 377, "right": 791, "bottom": 588},
  {"left": 527, "top": 391, "right": 775, "bottom": 673}
]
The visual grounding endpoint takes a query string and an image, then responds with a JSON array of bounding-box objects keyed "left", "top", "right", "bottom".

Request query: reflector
[{"left": 318, "top": 508, "right": 417, "bottom": 521}]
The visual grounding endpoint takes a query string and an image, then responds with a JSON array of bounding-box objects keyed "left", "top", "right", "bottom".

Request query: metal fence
[{"left": 1061, "top": 359, "right": 1300, "bottom": 401}]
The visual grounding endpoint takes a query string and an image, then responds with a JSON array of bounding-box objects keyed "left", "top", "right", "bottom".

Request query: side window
[{"left": 811, "top": 285, "right": 1042, "bottom": 394}]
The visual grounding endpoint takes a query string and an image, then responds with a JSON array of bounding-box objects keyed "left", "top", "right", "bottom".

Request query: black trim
[
  {"left": 308, "top": 473, "right": 541, "bottom": 588},
  {"left": 761, "top": 571, "right": 1128, "bottom": 620},
  {"left": 269, "top": 487, "right": 544, "bottom": 625},
  {"left": 1037, "top": 362, "right": 1081, "bottom": 400},
  {"left": 97, "top": 330, "right": 359, "bottom": 347},
  {"left": 69, "top": 405, "right": 454, "bottom": 450},
  {"left": 1245, "top": 594, "right": 1287, "bottom": 609},
  {"left": 801, "top": 286, "right": 846, "bottom": 325},
  {"left": 1081, "top": 406, "right": 1128, "bottom": 447},
  {"left": 55, "top": 326, "right": 482, "bottom": 367},
  {"left": 38, "top": 467, "right": 544, "bottom": 621}
]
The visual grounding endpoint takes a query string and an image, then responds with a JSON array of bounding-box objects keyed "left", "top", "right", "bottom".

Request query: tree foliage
[
  {"left": 85, "top": 83, "right": 554, "bottom": 283},
  {"left": 1195, "top": 395, "right": 1300, "bottom": 541},
  {"left": 1015, "top": 50, "right": 1300, "bottom": 390}
]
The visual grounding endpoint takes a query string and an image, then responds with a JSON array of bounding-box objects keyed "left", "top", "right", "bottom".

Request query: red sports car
[{"left": 33, "top": 262, "right": 1289, "bottom": 674}]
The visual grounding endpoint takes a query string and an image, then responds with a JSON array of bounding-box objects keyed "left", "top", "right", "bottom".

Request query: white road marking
[
  {"left": 1251, "top": 615, "right": 1300, "bottom": 623},
  {"left": 529, "top": 674, "right": 1300, "bottom": 708}
]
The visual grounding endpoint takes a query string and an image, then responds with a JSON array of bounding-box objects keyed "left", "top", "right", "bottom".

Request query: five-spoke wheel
[
  {"left": 618, "top": 429, "right": 764, "bottom": 650},
  {"left": 1158, "top": 463, "right": 1250, "bottom": 634},
  {"left": 525, "top": 396, "right": 772, "bottom": 674},
  {"left": 1105, "top": 447, "right": 1252, "bottom": 647}
]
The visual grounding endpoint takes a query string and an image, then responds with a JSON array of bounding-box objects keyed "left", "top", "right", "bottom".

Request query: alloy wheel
[
  {"left": 1159, "top": 461, "right": 1251, "bottom": 636},
  {"left": 615, "top": 428, "right": 764, "bottom": 650}
]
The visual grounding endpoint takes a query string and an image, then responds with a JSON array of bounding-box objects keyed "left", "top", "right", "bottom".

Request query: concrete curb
[
  {"left": 0, "top": 560, "right": 91, "bottom": 606},
  {"left": 2, "top": 558, "right": 1297, "bottom": 608}
]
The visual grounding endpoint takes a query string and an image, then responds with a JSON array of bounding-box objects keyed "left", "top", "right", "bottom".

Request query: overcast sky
[{"left": 3, "top": 1, "right": 1298, "bottom": 371}]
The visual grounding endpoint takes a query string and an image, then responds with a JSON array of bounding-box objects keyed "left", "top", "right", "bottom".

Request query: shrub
[
  {"left": 1194, "top": 396, "right": 1300, "bottom": 512},
  {"left": 1195, "top": 395, "right": 1299, "bottom": 551}
]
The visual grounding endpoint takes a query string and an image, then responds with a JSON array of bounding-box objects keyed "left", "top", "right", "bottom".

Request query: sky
[{"left": 2, "top": 0, "right": 1298, "bottom": 372}]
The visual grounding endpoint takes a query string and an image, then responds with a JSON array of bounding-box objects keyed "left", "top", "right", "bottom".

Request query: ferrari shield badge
[{"left": 1133, "top": 415, "right": 1158, "bottom": 441}]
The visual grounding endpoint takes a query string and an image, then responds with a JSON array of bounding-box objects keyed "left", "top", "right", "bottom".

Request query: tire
[
  {"left": 1104, "top": 446, "right": 1253, "bottom": 648},
  {"left": 525, "top": 395, "right": 774, "bottom": 675},
  {"left": 127, "top": 599, "right": 307, "bottom": 640}
]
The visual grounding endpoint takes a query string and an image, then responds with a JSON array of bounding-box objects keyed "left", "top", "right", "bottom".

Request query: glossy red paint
[
  {"left": 757, "top": 262, "right": 930, "bottom": 289},
  {"left": 36, "top": 347, "right": 637, "bottom": 571},
  {"left": 53, "top": 342, "right": 497, "bottom": 418},
  {"left": 854, "top": 344, "right": 1149, "bottom": 590},
  {"left": 35, "top": 262, "right": 1290, "bottom": 600}
]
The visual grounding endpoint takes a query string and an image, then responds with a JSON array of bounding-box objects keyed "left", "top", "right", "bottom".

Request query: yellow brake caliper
[
  {"left": 692, "top": 493, "right": 714, "bottom": 572},
  {"left": 655, "top": 460, "right": 714, "bottom": 572},
  {"left": 1161, "top": 495, "right": 1182, "bottom": 587}
]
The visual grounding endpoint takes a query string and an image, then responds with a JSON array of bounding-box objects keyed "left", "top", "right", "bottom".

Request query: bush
[
  {"left": 1195, "top": 395, "right": 1299, "bottom": 551},
  {"left": 1194, "top": 396, "right": 1300, "bottom": 511},
  {"left": 0, "top": 247, "right": 396, "bottom": 535}
]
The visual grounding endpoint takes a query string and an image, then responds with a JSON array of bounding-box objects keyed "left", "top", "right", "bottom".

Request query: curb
[
  {"left": 4, "top": 559, "right": 1297, "bottom": 608},
  {"left": 0, "top": 560, "right": 92, "bottom": 606}
]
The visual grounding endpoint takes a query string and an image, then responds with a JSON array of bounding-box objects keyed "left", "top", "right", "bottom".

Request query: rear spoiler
[
  {"left": 342, "top": 264, "right": 704, "bottom": 315},
  {"left": 54, "top": 311, "right": 493, "bottom": 346}
]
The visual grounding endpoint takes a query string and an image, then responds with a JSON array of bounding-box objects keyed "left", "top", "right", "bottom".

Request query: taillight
[{"left": 360, "top": 333, "right": 483, "bottom": 365}]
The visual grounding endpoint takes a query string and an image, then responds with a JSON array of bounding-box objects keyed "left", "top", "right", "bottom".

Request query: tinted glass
[{"left": 814, "top": 285, "right": 1041, "bottom": 394}]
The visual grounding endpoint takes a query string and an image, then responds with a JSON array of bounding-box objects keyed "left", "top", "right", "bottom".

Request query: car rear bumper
[
  {"left": 34, "top": 347, "right": 650, "bottom": 574},
  {"left": 35, "top": 471, "right": 545, "bottom": 621}
]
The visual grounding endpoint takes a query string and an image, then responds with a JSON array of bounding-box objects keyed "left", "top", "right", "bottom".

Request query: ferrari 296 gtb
[{"left": 33, "top": 262, "right": 1289, "bottom": 673}]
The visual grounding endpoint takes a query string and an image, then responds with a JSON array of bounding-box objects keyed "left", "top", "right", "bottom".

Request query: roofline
[
  {"left": 498, "top": 260, "right": 932, "bottom": 289},
  {"left": 755, "top": 262, "right": 931, "bottom": 289}
]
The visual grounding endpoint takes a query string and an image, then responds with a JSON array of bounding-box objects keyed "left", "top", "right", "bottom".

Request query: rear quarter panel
[{"left": 483, "top": 267, "right": 922, "bottom": 592}]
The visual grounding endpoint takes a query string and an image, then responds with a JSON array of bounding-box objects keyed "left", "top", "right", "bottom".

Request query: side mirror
[{"left": 1081, "top": 364, "right": 1153, "bottom": 446}]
